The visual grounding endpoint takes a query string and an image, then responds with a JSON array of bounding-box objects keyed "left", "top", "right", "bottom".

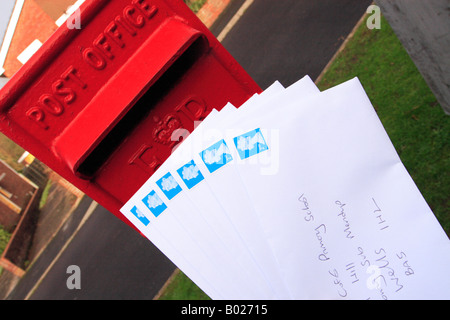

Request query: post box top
[
  {"left": 0, "top": 0, "right": 245, "bottom": 111},
  {"left": 0, "top": 0, "right": 252, "bottom": 166}
]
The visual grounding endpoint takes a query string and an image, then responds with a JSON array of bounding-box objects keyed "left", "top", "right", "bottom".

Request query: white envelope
[
  {"left": 188, "top": 76, "right": 320, "bottom": 299},
  {"left": 121, "top": 74, "right": 450, "bottom": 300},
  {"left": 121, "top": 83, "right": 289, "bottom": 299},
  {"left": 220, "top": 77, "right": 450, "bottom": 299}
]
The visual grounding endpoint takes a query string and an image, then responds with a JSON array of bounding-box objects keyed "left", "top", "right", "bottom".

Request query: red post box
[{"left": 0, "top": 0, "right": 261, "bottom": 230}]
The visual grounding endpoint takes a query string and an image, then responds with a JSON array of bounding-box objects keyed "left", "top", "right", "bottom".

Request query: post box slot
[
  {"left": 53, "top": 19, "right": 208, "bottom": 179},
  {"left": 77, "top": 37, "right": 207, "bottom": 178}
]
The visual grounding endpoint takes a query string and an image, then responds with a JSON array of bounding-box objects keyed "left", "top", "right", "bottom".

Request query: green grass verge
[
  {"left": 185, "top": 0, "right": 207, "bottom": 13},
  {"left": 0, "top": 226, "right": 11, "bottom": 274},
  {"left": 316, "top": 15, "right": 450, "bottom": 235},
  {"left": 157, "top": 14, "right": 450, "bottom": 300},
  {"left": 39, "top": 180, "right": 53, "bottom": 209},
  {"left": 0, "top": 225, "right": 12, "bottom": 256},
  {"left": 158, "top": 271, "right": 210, "bottom": 300},
  {"left": 0, "top": 133, "right": 25, "bottom": 172}
]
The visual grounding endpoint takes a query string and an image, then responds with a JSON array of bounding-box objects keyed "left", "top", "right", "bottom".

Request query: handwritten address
[{"left": 298, "top": 193, "right": 416, "bottom": 299}]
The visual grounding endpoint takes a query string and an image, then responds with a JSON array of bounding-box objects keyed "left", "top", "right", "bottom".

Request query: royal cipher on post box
[{"left": 0, "top": 0, "right": 261, "bottom": 230}]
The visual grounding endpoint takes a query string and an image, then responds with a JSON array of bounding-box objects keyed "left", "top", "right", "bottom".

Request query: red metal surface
[{"left": 0, "top": 0, "right": 261, "bottom": 230}]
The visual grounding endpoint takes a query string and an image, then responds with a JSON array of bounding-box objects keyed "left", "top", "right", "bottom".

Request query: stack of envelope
[{"left": 121, "top": 76, "right": 450, "bottom": 300}]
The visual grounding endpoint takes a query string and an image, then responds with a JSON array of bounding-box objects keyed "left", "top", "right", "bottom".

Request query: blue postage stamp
[
  {"left": 200, "top": 139, "right": 233, "bottom": 173},
  {"left": 156, "top": 172, "right": 182, "bottom": 200},
  {"left": 177, "top": 160, "right": 205, "bottom": 189},
  {"left": 233, "top": 128, "right": 269, "bottom": 160},
  {"left": 130, "top": 206, "right": 150, "bottom": 226},
  {"left": 142, "top": 190, "right": 167, "bottom": 218}
]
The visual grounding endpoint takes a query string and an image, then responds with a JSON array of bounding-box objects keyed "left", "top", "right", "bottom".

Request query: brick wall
[{"left": 3, "top": 0, "right": 57, "bottom": 77}]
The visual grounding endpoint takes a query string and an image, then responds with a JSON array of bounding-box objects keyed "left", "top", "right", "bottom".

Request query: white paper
[
  {"left": 121, "top": 83, "right": 291, "bottom": 299},
  {"left": 121, "top": 75, "right": 450, "bottom": 300},
  {"left": 220, "top": 77, "right": 450, "bottom": 299},
  {"left": 191, "top": 76, "right": 321, "bottom": 298}
]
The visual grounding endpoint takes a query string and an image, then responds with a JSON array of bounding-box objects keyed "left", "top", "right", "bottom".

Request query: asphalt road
[
  {"left": 216, "top": 0, "right": 372, "bottom": 88},
  {"left": 9, "top": 197, "right": 176, "bottom": 300},
  {"left": 8, "top": 0, "right": 372, "bottom": 300},
  {"left": 29, "top": 204, "right": 175, "bottom": 300}
]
